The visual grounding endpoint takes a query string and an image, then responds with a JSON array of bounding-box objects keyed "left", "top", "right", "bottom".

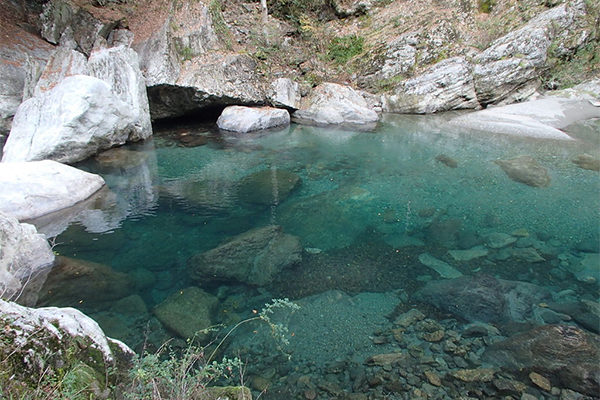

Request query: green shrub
[{"left": 327, "top": 34, "right": 365, "bottom": 64}]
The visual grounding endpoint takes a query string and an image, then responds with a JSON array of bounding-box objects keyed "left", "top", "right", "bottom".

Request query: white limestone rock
[
  {"left": 217, "top": 106, "right": 290, "bottom": 133},
  {"left": 268, "top": 78, "right": 301, "bottom": 110},
  {"left": 0, "top": 160, "right": 105, "bottom": 220},
  {"left": 1, "top": 75, "right": 137, "bottom": 163},
  {"left": 293, "top": 82, "right": 379, "bottom": 128}
]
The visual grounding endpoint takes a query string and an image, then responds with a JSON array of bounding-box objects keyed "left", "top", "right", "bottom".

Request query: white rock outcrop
[
  {"left": 0, "top": 212, "right": 54, "bottom": 305},
  {"left": 1, "top": 75, "right": 137, "bottom": 163},
  {"left": 217, "top": 106, "right": 290, "bottom": 133},
  {"left": 293, "top": 83, "right": 379, "bottom": 127},
  {"left": 268, "top": 78, "right": 301, "bottom": 110},
  {"left": 0, "top": 160, "right": 105, "bottom": 220}
]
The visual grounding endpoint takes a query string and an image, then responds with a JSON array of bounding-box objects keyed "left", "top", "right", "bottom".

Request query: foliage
[
  {"left": 267, "top": 0, "right": 332, "bottom": 25},
  {"left": 327, "top": 34, "right": 364, "bottom": 64},
  {"left": 478, "top": 0, "right": 495, "bottom": 14},
  {"left": 542, "top": 40, "right": 600, "bottom": 89},
  {"left": 209, "top": 0, "right": 233, "bottom": 50}
]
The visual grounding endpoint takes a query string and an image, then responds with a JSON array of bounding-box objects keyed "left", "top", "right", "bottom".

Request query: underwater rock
[
  {"left": 425, "top": 218, "right": 462, "bottom": 247},
  {"left": 418, "top": 253, "right": 463, "bottom": 279},
  {"left": 483, "top": 325, "right": 600, "bottom": 396},
  {"left": 414, "top": 274, "right": 550, "bottom": 324},
  {"left": 572, "top": 154, "right": 600, "bottom": 171},
  {"left": 511, "top": 247, "right": 545, "bottom": 263},
  {"left": 153, "top": 286, "right": 218, "bottom": 340},
  {"left": 217, "top": 106, "right": 290, "bottom": 133},
  {"left": 494, "top": 156, "right": 551, "bottom": 187},
  {"left": 237, "top": 169, "right": 301, "bottom": 206},
  {"left": 95, "top": 147, "right": 149, "bottom": 170},
  {"left": 0, "top": 212, "right": 54, "bottom": 306},
  {"left": 448, "top": 246, "right": 489, "bottom": 262},
  {"left": 37, "top": 256, "right": 134, "bottom": 307},
  {"left": 187, "top": 225, "right": 302, "bottom": 286},
  {"left": 394, "top": 308, "right": 426, "bottom": 328},
  {"left": 547, "top": 300, "right": 600, "bottom": 334},
  {"left": 569, "top": 253, "right": 599, "bottom": 284},
  {"left": 450, "top": 368, "right": 496, "bottom": 383},
  {"left": 435, "top": 154, "right": 458, "bottom": 168},
  {"left": 485, "top": 232, "right": 517, "bottom": 249}
]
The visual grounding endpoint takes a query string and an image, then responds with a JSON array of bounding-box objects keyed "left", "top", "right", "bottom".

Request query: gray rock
[
  {"left": 494, "top": 156, "right": 551, "bottom": 188},
  {"left": 483, "top": 325, "right": 599, "bottom": 397},
  {"left": 217, "top": 106, "right": 290, "bottom": 133},
  {"left": 414, "top": 274, "right": 550, "bottom": 324},
  {"left": 0, "top": 160, "right": 105, "bottom": 220},
  {"left": 29, "top": 47, "right": 90, "bottom": 99},
  {"left": 132, "top": 18, "right": 180, "bottom": 87},
  {"left": 378, "top": 33, "right": 418, "bottom": 80},
  {"left": 88, "top": 45, "right": 153, "bottom": 140},
  {"left": 383, "top": 57, "right": 479, "bottom": 114},
  {"left": 485, "top": 232, "right": 517, "bottom": 249},
  {"left": 418, "top": 253, "right": 463, "bottom": 279},
  {"left": 1, "top": 75, "right": 137, "bottom": 163},
  {"left": 268, "top": 78, "right": 301, "bottom": 110},
  {"left": 448, "top": 246, "right": 489, "bottom": 262},
  {"left": 153, "top": 286, "right": 218, "bottom": 340},
  {"left": 0, "top": 212, "right": 54, "bottom": 306},
  {"left": 450, "top": 96, "right": 599, "bottom": 140},
  {"left": 473, "top": 0, "right": 588, "bottom": 105},
  {"left": 187, "top": 225, "right": 302, "bottom": 286},
  {"left": 293, "top": 82, "right": 379, "bottom": 127},
  {"left": 331, "top": 0, "right": 373, "bottom": 16}
]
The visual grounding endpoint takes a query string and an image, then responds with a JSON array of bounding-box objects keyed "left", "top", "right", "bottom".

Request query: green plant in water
[
  {"left": 327, "top": 34, "right": 364, "bottom": 65},
  {"left": 125, "top": 298, "right": 300, "bottom": 399}
]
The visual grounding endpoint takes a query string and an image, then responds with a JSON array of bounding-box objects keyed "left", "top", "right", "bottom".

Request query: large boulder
[
  {"left": 494, "top": 156, "right": 551, "bottom": 188},
  {"left": 217, "top": 106, "right": 290, "bottom": 133},
  {"left": 293, "top": 82, "right": 379, "bottom": 128},
  {"left": 382, "top": 57, "right": 479, "bottom": 114},
  {"left": 0, "top": 298, "right": 134, "bottom": 395},
  {"left": 473, "top": 0, "right": 588, "bottom": 105},
  {"left": 414, "top": 274, "right": 550, "bottom": 325},
  {"left": 0, "top": 160, "right": 105, "bottom": 220},
  {"left": 187, "top": 225, "right": 302, "bottom": 286},
  {"left": 30, "top": 47, "right": 90, "bottom": 99},
  {"left": 153, "top": 286, "right": 218, "bottom": 340},
  {"left": 1, "top": 75, "right": 138, "bottom": 163},
  {"left": 450, "top": 96, "right": 599, "bottom": 140},
  {"left": 483, "top": 325, "right": 600, "bottom": 396},
  {"left": 0, "top": 212, "right": 54, "bottom": 306},
  {"left": 36, "top": 256, "right": 134, "bottom": 307},
  {"left": 237, "top": 169, "right": 301, "bottom": 205}
]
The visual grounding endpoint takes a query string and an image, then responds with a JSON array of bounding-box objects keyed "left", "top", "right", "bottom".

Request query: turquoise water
[{"left": 38, "top": 114, "right": 599, "bottom": 399}]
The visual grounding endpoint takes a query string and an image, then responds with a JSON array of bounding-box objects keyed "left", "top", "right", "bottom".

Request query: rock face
[
  {"left": 0, "top": 298, "right": 134, "bottom": 391},
  {"left": 331, "top": 0, "right": 372, "bottom": 16},
  {"left": 2, "top": 75, "right": 138, "bottom": 163},
  {"left": 0, "top": 212, "right": 54, "bottom": 306},
  {"left": 29, "top": 47, "right": 90, "bottom": 99},
  {"left": 268, "top": 78, "right": 301, "bottom": 110},
  {"left": 483, "top": 325, "right": 600, "bottom": 396},
  {"left": 237, "top": 169, "right": 301, "bottom": 206},
  {"left": 153, "top": 286, "right": 218, "bottom": 340},
  {"left": 473, "top": 0, "right": 588, "bottom": 105},
  {"left": 187, "top": 225, "right": 302, "bottom": 286},
  {"left": 382, "top": 57, "right": 479, "bottom": 114},
  {"left": 217, "top": 106, "right": 290, "bottom": 133},
  {"left": 494, "top": 156, "right": 551, "bottom": 188},
  {"left": 37, "top": 256, "right": 134, "bottom": 307},
  {"left": 88, "top": 45, "right": 153, "bottom": 141},
  {"left": 0, "top": 160, "right": 105, "bottom": 220},
  {"left": 414, "top": 274, "right": 550, "bottom": 324},
  {"left": 293, "top": 83, "right": 379, "bottom": 128}
]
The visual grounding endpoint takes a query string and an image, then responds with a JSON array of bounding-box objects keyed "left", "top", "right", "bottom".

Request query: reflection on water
[{"left": 36, "top": 115, "right": 600, "bottom": 399}]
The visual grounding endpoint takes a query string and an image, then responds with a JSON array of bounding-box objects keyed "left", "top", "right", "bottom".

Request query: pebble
[
  {"left": 365, "top": 352, "right": 406, "bottom": 366},
  {"left": 529, "top": 371, "right": 552, "bottom": 392},
  {"left": 422, "top": 329, "right": 445, "bottom": 342},
  {"left": 450, "top": 368, "right": 496, "bottom": 382},
  {"left": 424, "top": 370, "right": 442, "bottom": 386}
]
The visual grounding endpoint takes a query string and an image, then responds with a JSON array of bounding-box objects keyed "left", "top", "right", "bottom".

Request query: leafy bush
[
  {"left": 268, "top": 0, "right": 332, "bottom": 25},
  {"left": 327, "top": 34, "right": 364, "bottom": 64}
]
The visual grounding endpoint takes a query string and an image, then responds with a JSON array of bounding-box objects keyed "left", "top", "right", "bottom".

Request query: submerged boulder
[
  {"left": 1, "top": 75, "right": 138, "bottom": 163},
  {"left": 293, "top": 83, "right": 379, "bottom": 128},
  {"left": 494, "top": 156, "right": 551, "bottom": 188},
  {"left": 153, "top": 286, "right": 218, "bottom": 340},
  {"left": 0, "top": 160, "right": 105, "bottom": 220},
  {"left": 187, "top": 225, "right": 302, "bottom": 286},
  {"left": 382, "top": 57, "right": 479, "bottom": 114},
  {"left": 217, "top": 106, "right": 290, "bottom": 133},
  {"left": 0, "top": 212, "right": 54, "bottom": 306},
  {"left": 237, "top": 169, "right": 301, "bottom": 206},
  {"left": 414, "top": 274, "right": 550, "bottom": 324},
  {"left": 483, "top": 325, "right": 600, "bottom": 396}
]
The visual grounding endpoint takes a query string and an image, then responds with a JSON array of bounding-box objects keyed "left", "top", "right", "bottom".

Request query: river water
[{"left": 37, "top": 114, "right": 599, "bottom": 399}]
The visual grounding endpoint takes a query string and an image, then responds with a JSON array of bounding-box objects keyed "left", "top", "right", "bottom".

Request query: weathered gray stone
[
  {"left": 217, "top": 106, "right": 290, "bottom": 133},
  {"left": 331, "top": 0, "right": 372, "bottom": 16},
  {"left": 293, "top": 83, "right": 379, "bottom": 127},
  {"left": 418, "top": 253, "right": 463, "bottom": 279},
  {"left": 0, "top": 160, "right": 105, "bottom": 220},
  {"left": 30, "top": 47, "right": 90, "bottom": 99},
  {"left": 268, "top": 78, "right": 301, "bottom": 110},
  {"left": 495, "top": 156, "right": 551, "bottom": 188},
  {"left": 89, "top": 45, "right": 153, "bottom": 140},
  {"left": 187, "top": 225, "right": 302, "bottom": 286},
  {"left": 2, "top": 75, "right": 137, "bottom": 163},
  {"left": 0, "top": 212, "right": 54, "bottom": 306},
  {"left": 153, "top": 286, "right": 218, "bottom": 340},
  {"left": 448, "top": 246, "right": 489, "bottom": 262},
  {"left": 382, "top": 57, "right": 479, "bottom": 114}
]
